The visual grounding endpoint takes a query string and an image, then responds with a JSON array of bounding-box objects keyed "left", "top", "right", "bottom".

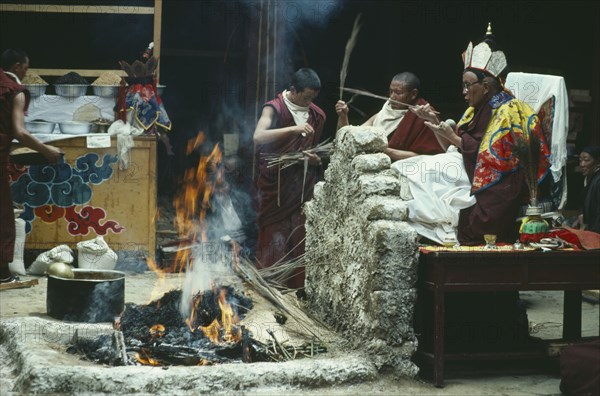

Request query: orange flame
[
  {"left": 149, "top": 324, "right": 166, "bottom": 338},
  {"left": 198, "top": 359, "right": 213, "bottom": 366},
  {"left": 171, "top": 132, "right": 223, "bottom": 273},
  {"left": 145, "top": 257, "right": 174, "bottom": 303},
  {"left": 218, "top": 288, "right": 241, "bottom": 343},
  {"left": 185, "top": 294, "right": 203, "bottom": 332},
  {"left": 199, "top": 318, "right": 221, "bottom": 343},
  {"left": 136, "top": 350, "right": 160, "bottom": 366},
  {"left": 197, "top": 288, "right": 241, "bottom": 344}
]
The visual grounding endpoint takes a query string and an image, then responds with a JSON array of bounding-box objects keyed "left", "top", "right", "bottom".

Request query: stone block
[
  {"left": 357, "top": 175, "right": 400, "bottom": 197},
  {"left": 351, "top": 153, "right": 391, "bottom": 174},
  {"left": 362, "top": 197, "right": 408, "bottom": 221},
  {"left": 337, "top": 126, "right": 387, "bottom": 157}
]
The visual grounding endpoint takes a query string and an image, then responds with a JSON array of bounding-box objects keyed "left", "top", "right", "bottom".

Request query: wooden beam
[
  {"left": 0, "top": 4, "right": 154, "bottom": 15},
  {"left": 29, "top": 69, "right": 126, "bottom": 78},
  {"left": 153, "top": 0, "right": 162, "bottom": 83},
  {"left": 0, "top": 278, "right": 38, "bottom": 291},
  {"left": 161, "top": 49, "right": 243, "bottom": 58}
]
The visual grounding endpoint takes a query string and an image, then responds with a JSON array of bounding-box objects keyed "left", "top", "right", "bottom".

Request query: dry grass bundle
[
  {"left": 258, "top": 254, "right": 306, "bottom": 287},
  {"left": 262, "top": 139, "right": 333, "bottom": 170},
  {"left": 339, "top": 14, "right": 362, "bottom": 100},
  {"left": 232, "top": 256, "right": 326, "bottom": 340}
]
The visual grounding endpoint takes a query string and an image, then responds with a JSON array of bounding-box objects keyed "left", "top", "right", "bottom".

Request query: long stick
[
  {"left": 341, "top": 87, "right": 440, "bottom": 114},
  {"left": 339, "top": 14, "right": 362, "bottom": 99}
]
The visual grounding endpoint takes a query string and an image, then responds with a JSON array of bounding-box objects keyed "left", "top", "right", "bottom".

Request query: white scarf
[
  {"left": 282, "top": 90, "right": 309, "bottom": 126},
  {"left": 373, "top": 100, "right": 407, "bottom": 136},
  {"left": 5, "top": 71, "right": 22, "bottom": 85}
]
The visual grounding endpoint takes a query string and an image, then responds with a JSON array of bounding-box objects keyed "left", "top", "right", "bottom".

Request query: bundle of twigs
[
  {"left": 232, "top": 256, "right": 324, "bottom": 339},
  {"left": 258, "top": 254, "right": 306, "bottom": 287},
  {"left": 260, "top": 333, "right": 327, "bottom": 362},
  {"left": 511, "top": 131, "right": 541, "bottom": 206},
  {"left": 339, "top": 14, "right": 362, "bottom": 100},
  {"left": 263, "top": 139, "right": 333, "bottom": 170}
]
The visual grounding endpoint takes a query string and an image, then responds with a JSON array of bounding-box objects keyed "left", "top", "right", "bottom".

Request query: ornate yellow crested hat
[{"left": 462, "top": 22, "right": 507, "bottom": 78}]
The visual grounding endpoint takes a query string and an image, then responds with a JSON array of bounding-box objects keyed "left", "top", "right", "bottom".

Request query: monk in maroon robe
[
  {"left": 253, "top": 68, "right": 326, "bottom": 289},
  {"left": 336, "top": 72, "right": 443, "bottom": 160},
  {"left": 0, "top": 49, "right": 62, "bottom": 284}
]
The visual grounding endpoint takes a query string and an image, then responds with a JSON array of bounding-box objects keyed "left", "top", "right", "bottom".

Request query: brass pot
[{"left": 47, "top": 262, "right": 75, "bottom": 279}]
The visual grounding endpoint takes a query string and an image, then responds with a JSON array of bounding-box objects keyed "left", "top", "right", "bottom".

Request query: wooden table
[
  {"left": 10, "top": 135, "right": 157, "bottom": 259},
  {"left": 416, "top": 249, "right": 600, "bottom": 387}
]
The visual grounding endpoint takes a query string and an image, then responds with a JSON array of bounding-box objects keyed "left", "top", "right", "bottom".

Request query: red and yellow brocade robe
[{"left": 456, "top": 91, "right": 550, "bottom": 244}]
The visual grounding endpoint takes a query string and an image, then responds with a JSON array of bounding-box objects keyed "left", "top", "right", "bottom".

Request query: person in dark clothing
[
  {"left": 253, "top": 68, "right": 326, "bottom": 289},
  {"left": 335, "top": 72, "right": 444, "bottom": 161},
  {"left": 411, "top": 28, "right": 550, "bottom": 245},
  {"left": 411, "top": 25, "right": 547, "bottom": 351},
  {"left": 577, "top": 146, "right": 600, "bottom": 233},
  {"left": 0, "top": 49, "right": 62, "bottom": 284}
]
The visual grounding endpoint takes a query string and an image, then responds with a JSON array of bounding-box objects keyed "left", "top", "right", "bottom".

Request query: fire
[
  {"left": 136, "top": 349, "right": 160, "bottom": 366},
  {"left": 185, "top": 294, "right": 203, "bottom": 332},
  {"left": 151, "top": 131, "right": 244, "bottom": 349},
  {"left": 199, "top": 318, "right": 221, "bottom": 343},
  {"left": 218, "top": 288, "right": 241, "bottom": 343},
  {"left": 191, "top": 287, "right": 241, "bottom": 344},
  {"left": 145, "top": 257, "right": 174, "bottom": 303},
  {"left": 173, "top": 131, "right": 223, "bottom": 258},
  {"left": 149, "top": 324, "right": 165, "bottom": 338}
]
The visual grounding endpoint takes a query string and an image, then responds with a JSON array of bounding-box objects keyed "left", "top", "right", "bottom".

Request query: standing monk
[
  {"left": 335, "top": 72, "right": 443, "bottom": 160},
  {"left": 1, "top": 49, "right": 62, "bottom": 284},
  {"left": 253, "top": 68, "right": 326, "bottom": 289}
]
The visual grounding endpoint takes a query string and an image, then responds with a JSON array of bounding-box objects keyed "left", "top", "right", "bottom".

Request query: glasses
[{"left": 462, "top": 81, "right": 482, "bottom": 90}]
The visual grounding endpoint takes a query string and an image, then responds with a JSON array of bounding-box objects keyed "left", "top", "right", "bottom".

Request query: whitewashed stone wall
[{"left": 304, "top": 126, "right": 419, "bottom": 377}]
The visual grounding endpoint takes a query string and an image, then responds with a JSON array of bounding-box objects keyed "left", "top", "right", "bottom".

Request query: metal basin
[
  {"left": 54, "top": 84, "right": 88, "bottom": 97},
  {"left": 59, "top": 121, "right": 92, "bottom": 134},
  {"left": 25, "top": 120, "right": 55, "bottom": 134},
  {"left": 46, "top": 269, "right": 125, "bottom": 323},
  {"left": 24, "top": 83, "right": 48, "bottom": 97},
  {"left": 92, "top": 85, "right": 119, "bottom": 97}
]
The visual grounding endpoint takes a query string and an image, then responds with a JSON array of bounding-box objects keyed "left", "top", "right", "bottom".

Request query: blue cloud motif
[
  {"left": 50, "top": 175, "right": 92, "bottom": 207},
  {"left": 28, "top": 162, "right": 73, "bottom": 184},
  {"left": 18, "top": 204, "right": 35, "bottom": 234},
  {"left": 11, "top": 174, "right": 51, "bottom": 207},
  {"left": 73, "top": 153, "right": 118, "bottom": 184}
]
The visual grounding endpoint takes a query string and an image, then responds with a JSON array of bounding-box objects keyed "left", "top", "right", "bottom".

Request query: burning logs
[
  {"left": 69, "top": 287, "right": 255, "bottom": 366},
  {"left": 67, "top": 285, "right": 328, "bottom": 366}
]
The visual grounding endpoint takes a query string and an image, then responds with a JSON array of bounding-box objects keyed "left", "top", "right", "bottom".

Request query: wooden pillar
[
  {"left": 591, "top": 18, "right": 599, "bottom": 145},
  {"left": 153, "top": 0, "right": 163, "bottom": 83},
  {"left": 244, "top": 0, "right": 290, "bottom": 128}
]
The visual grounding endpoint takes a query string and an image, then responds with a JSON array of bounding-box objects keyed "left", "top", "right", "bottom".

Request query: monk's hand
[
  {"left": 424, "top": 120, "right": 453, "bottom": 139},
  {"left": 335, "top": 100, "right": 349, "bottom": 117},
  {"left": 410, "top": 104, "right": 439, "bottom": 124},
  {"left": 42, "top": 145, "right": 63, "bottom": 164},
  {"left": 296, "top": 123, "right": 315, "bottom": 137},
  {"left": 302, "top": 151, "right": 322, "bottom": 166}
]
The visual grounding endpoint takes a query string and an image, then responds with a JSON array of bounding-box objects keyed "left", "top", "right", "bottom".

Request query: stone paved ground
[{"left": 1, "top": 271, "right": 598, "bottom": 395}]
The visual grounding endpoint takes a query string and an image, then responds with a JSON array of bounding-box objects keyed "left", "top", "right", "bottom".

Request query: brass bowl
[{"left": 47, "top": 262, "right": 75, "bottom": 279}]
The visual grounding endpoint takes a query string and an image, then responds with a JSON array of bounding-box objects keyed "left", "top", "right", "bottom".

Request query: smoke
[
  {"left": 238, "top": 0, "right": 345, "bottom": 29},
  {"left": 179, "top": 249, "right": 242, "bottom": 319}
]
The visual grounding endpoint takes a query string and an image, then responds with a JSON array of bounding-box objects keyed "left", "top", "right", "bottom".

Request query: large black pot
[{"left": 47, "top": 269, "right": 125, "bottom": 323}]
